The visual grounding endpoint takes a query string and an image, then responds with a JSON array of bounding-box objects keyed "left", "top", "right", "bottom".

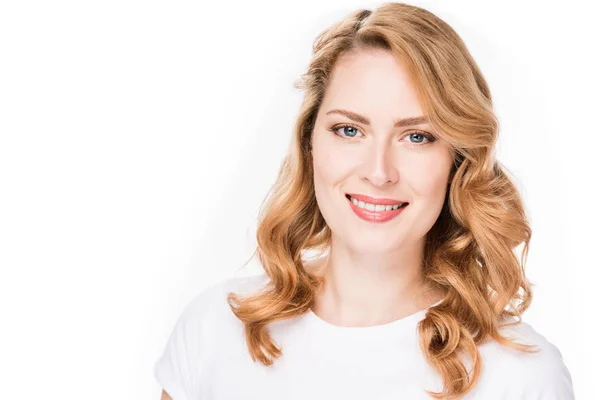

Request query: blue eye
[
  {"left": 328, "top": 124, "right": 435, "bottom": 145},
  {"left": 403, "top": 132, "right": 430, "bottom": 144},
  {"left": 331, "top": 124, "right": 363, "bottom": 138}
]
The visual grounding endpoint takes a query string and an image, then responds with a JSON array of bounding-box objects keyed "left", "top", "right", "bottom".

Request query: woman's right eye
[{"left": 329, "top": 124, "right": 364, "bottom": 139}]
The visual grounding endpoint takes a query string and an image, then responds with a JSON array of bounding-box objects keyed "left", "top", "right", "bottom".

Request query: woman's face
[{"left": 311, "top": 49, "right": 454, "bottom": 254}]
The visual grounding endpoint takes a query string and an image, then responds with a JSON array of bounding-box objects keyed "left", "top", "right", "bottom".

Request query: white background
[{"left": 0, "top": 0, "right": 598, "bottom": 399}]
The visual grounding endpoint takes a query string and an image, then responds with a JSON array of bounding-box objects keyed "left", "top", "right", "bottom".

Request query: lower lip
[{"left": 347, "top": 196, "right": 408, "bottom": 223}]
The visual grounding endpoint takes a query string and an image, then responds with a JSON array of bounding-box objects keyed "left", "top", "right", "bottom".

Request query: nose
[{"left": 360, "top": 139, "right": 399, "bottom": 187}]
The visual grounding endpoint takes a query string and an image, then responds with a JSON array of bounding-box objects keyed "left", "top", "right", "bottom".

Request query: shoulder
[
  {"left": 175, "top": 272, "right": 271, "bottom": 340},
  {"left": 222, "top": 272, "right": 271, "bottom": 298},
  {"left": 472, "top": 318, "right": 574, "bottom": 399},
  {"left": 163, "top": 272, "right": 271, "bottom": 361},
  {"left": 180, "top": 272, "right": 271, "bottom": 326}
]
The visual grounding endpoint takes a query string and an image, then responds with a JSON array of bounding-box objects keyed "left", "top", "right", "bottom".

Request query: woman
[{"left": 155, "top": 3, "right": 574, "bottom": 399}]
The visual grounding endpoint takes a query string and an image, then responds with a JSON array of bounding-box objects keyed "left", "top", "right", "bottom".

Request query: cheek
[
  {"left": 311, "top": 134, "right": 354, "bottom": 187},
  {"left": 403, "top": 151, "right": 452, "bottom": 203}
]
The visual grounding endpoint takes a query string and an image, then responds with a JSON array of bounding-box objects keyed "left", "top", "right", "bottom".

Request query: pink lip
[
  {"left": 346, "top": 195, "right": 408, "bottom": 223},
  {"left": 346, "top": 193, "right": 408, "bottom": 206}
]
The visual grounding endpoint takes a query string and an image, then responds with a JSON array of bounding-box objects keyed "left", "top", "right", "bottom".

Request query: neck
[{"left": 307, "top": 234, "right": 443, "bottom": 327}]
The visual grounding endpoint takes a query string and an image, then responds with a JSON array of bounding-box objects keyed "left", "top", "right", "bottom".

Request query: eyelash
[{"left": 328, "top": 123, "right": 436, "bottom": 145}]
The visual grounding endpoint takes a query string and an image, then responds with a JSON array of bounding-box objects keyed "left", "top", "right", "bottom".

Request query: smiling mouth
[
  {"left": 345, "top": 194, "right": 408, "bottom": 211},
  {"left": 344, "top": 194, "right": 408, "bottom": 223}
]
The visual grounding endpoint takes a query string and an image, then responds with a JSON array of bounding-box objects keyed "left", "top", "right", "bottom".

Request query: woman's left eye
[{"left": 402, "top": 131, "right": 435, "bottom": 145}]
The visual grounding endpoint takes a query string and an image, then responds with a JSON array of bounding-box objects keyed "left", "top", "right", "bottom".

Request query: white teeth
[{"left": 349, "top": 196, "right": 406, "bottom": 212}]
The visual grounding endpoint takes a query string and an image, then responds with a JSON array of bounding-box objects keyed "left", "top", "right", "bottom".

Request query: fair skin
[
  {"left": 307, "top": 48, "right": 454, "bottom": 327},
  {"left": 160, "top": 390, "right": 172, "bottom": 400}
]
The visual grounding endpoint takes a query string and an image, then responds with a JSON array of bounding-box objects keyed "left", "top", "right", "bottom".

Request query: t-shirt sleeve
[
  {"left": 477, "top": 321, "right": 576, "bottom": 400},
  {"left": 510, "top": 335, "right": 575, "bottom": 400},
  {"left": 154, "top": 309, "right": 194, "bottom": 400},
  {"left": 527, "top": 341, "right": 575, "bottom": 400},
  {"left": 154, "top": 282, "right": 222, "bottom": 400}
]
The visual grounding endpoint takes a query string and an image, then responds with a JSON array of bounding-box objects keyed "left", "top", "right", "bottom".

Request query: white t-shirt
[{"left": 154, "top": 273, "right": 574, "bottom": 400}]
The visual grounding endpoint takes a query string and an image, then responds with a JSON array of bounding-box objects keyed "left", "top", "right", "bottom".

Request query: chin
[{"left": 344, "top": 233, "right": 407, "bottom": 254}]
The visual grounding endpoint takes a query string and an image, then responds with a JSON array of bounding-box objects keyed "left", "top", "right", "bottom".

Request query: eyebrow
[{"left": 325, "top": 109, "right": 429, "bottom": 127}]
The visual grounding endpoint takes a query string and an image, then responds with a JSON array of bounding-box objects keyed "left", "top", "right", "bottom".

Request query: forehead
[{"left": 321, "top": 49, "right": 424, "bottom": 121}]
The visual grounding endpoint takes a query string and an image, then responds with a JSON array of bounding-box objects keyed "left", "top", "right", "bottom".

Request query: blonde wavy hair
[{"left": 227, "top": 2, "right": 539, "bottom": 399}]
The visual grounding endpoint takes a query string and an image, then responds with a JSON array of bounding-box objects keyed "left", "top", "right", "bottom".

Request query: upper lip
[{"left": 346, "top": 193, "right": 408, "bottom": 206}]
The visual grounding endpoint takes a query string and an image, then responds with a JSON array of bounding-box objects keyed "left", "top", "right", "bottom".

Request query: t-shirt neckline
[{"left": 304, "top": 298, "right": 443, "bottom": 339}]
